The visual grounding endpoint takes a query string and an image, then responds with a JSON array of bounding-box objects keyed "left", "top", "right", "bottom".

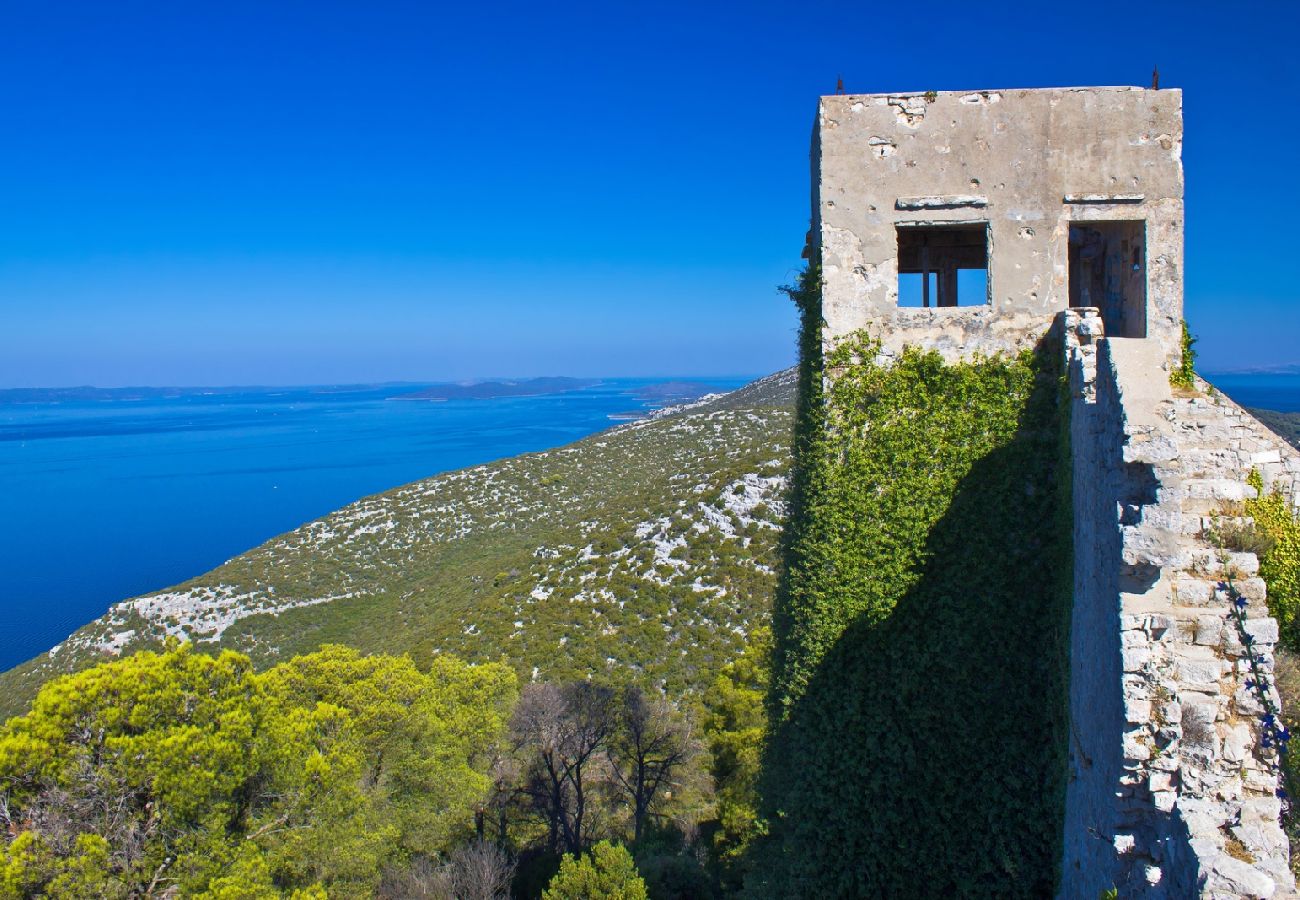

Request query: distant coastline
[{"left": 386, "top": 376, "right": 601, "bottom": 402}]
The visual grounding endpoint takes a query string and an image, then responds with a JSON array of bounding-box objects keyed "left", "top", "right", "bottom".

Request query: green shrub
[
  {"left": 542, "top": 842, "right": 648, "bottom": 900},
  {"left": 1170, "top": 320, "right": 1197, "bottom": 390},
  {"left": 1247, "top": 470, "right": 1300, "bottom": 646}
]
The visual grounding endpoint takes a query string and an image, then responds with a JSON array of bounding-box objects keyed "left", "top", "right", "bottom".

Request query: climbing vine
[
  {"left": 1217, "top": 567, "right": 1294, "bottom": 810},
  {"left": 754, "top": 265, "right": 1073, "bottom": 897}
]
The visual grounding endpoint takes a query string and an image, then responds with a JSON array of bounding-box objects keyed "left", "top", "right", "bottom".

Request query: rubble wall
[{"left": 1060, "top": 308, "right": 1295, "bottom": 898}]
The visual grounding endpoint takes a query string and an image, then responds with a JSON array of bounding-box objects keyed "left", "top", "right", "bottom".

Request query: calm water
[
  {"left": 1206, "top": 372, "right": 1300, "bottom": 413},
  {"left": 0, "top": 378, "right": 745, "bottom": 671}
]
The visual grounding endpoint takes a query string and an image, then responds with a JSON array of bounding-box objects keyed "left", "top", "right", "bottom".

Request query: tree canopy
[{"left": 0, "top": 642, "right": 515, "bottom": 898}]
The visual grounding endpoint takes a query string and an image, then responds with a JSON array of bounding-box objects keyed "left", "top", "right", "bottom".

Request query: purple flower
[
  {"left": 1235, "top": 597, "right": 1248, "bottom": 609},
  {"left": 1278, "top": 788, "right": 1289, "bottom": 801}
]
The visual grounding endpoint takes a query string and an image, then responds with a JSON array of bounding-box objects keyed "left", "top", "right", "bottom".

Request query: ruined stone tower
[
  {"left": 811, "top": 86, "right": 1185, "bottom": 366},
  {"left": 806, "top": 88, "right": 1300, "bottom": 898}
]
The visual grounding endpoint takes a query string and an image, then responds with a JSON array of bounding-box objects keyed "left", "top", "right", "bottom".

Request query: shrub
[
  {"left": 1170, "top": 320, "right": 1197, "bottom": 390},
  {"left": 1246, "top": 470, "right": 1300, "bottom": 646},
  {"left": 542, "top": 842, "right": 648, "bottom": 900}
]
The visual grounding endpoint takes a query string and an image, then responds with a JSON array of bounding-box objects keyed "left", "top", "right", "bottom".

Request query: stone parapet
[{"left": 1060, "top": 309, "right": 1294, "bottom": 898}]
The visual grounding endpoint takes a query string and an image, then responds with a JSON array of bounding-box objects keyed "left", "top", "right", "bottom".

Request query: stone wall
[{"left": 1060, "top": 308, "right": 1297, "bottom": 898}]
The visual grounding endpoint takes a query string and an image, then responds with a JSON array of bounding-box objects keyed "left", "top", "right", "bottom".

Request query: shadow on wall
[{"left": 752, "top": 333, "right": 1076, "bottom": 897}]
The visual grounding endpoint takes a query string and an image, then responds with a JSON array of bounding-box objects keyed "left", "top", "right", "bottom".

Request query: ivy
[{"left": 754, "top": 265, "right": 1072, "bottom": 896}]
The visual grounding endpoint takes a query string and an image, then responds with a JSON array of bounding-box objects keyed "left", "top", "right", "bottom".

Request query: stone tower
[
  {"left": 809, "top": 87, "right": 1184, "bottom": 370},
  {"left": 804, "top": 87, "right": 1300, "bottom": 898}
]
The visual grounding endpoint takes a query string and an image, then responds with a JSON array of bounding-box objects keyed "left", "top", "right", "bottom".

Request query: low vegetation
[
  {"left": 1170, "top": 319, "right": 1198, "bottom": 390},
  {"left": 0, "top": 372, "right": 796, "bottom": 721}
]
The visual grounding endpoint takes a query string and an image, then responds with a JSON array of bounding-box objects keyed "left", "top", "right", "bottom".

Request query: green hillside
[{"left": 0, "top": 370, "right": 796, "bottom": 720}]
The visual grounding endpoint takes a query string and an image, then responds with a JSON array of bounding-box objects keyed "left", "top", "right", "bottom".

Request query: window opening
[{"left": 897, "top": 224, "right": 988, "bottom": 307}]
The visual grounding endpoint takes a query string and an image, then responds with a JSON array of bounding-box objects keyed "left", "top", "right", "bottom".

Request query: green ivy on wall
[{"left": 753, "top": 264, "right": 1073, "bottom": 897}]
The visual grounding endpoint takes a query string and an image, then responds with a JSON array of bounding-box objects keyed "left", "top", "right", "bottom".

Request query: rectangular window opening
[
  {"left": 1068, "top": 220, "right": 1147, "bottom": 338},
  {"left": 896, "top": 224, "right": 988, "bottom": 308}
]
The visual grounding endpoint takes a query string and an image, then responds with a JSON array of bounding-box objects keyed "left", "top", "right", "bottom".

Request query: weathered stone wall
[
  {"left": 1060, "top": 308, "right": 1134, "bottom": 894},
  {"left": 814, "top": 88, "right": 1184, "bottom": 370},
  {"left": 1060, "top": 310, "right": 1295, "bottom": 898}
]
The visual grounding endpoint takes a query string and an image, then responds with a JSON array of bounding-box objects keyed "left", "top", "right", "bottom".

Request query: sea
[
  {"left": 1206, "top": 373, "right": 1300, "bottom": 414},
  {"left": 0, "top": 377, "right": 747, "bottom": 672}
]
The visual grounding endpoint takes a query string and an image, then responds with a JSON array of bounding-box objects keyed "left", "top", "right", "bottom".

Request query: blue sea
[
  {"left": 0, "top": 378, "right": 746, "bottom": 672},
  {"left": 1206, "top": 373, "right": 1300, "bottom": 413}
]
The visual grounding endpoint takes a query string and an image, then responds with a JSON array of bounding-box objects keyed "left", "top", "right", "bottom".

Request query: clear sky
[{"left": 1, "top": 0, "right": 1296, "bottom": 386}]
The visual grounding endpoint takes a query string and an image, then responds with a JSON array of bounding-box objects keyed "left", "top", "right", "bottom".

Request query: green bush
[
  {"left": 1170, "top": 320, "right": 1197, "bottom": 390},
  {"left": 1247, "top": 470, "right": 1300, "bottom": 646},
  {"left": 542, "top": 842, "right": 648, "bottom": 900}
]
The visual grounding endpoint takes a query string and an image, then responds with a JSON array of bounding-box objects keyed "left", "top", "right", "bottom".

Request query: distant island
[
  {"left": 387, "top": 376, "right": 601, "bottom": 401},
  {"left": 0, "top": 378, "right": 608, "bottom": 405}
]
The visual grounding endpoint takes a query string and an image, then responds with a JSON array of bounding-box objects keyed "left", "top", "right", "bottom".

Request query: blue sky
[{"left": 1, "top": 0, "right": 1295, "bottom": 386}]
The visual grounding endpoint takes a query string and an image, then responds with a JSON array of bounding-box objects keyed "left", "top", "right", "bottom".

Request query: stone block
[
  {"left": 1123, "top": 646, "right": 1152, "bottom": 672},
  {"left": 1176, "top": 658, "right": 1224, "bottom": 689},
  {"left": 1244, "top": 796, "right": 1282, "bottom": 823},
  {"left": 1174, "top": 577, "right": 1216, "bottom": 606},
  {"left": 1181, "top": 699, "right": 1219, "bottom": 747},
  {"left": 1205, "top": 853, "right": 1276, "bottom": 898},
  {"left": 1125, "top": 699, "right": 1152, "bottom": 723},
  {"left": 1121, "top": 629, "right": 1150, "bottom": 648},
  {"left": 1243, "top": 617, "right": 1279, "bottom": 646},
  {"left": 1237, "top": 577, "right": 1268, "bottom": 602},
  {"left": 1122, "top": 732, "right": 1152, "bottom": 761},
  {"left": 1223, "top": 724, "right": 1253, "bottom": 764}
]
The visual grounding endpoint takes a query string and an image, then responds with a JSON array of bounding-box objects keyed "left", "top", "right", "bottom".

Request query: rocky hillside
[{"left": 0, "top": 369, "right": 797, "bottom": 719}]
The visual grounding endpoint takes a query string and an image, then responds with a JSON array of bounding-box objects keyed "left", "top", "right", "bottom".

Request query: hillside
[
  {"left": 0, "top": 369, "right": 797, "bottom": 720},
  {"left": 1251, "top": 407, "right": 1300, "bottom": 449}
]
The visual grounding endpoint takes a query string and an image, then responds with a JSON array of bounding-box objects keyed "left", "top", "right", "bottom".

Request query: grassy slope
[{"left": 0, "top": 371, "right": 796, "bottom": 720}]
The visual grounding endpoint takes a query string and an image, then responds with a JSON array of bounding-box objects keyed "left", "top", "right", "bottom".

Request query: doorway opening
[{"left": 1068, "top": 221, "right": 1147, "bottom": 338}]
